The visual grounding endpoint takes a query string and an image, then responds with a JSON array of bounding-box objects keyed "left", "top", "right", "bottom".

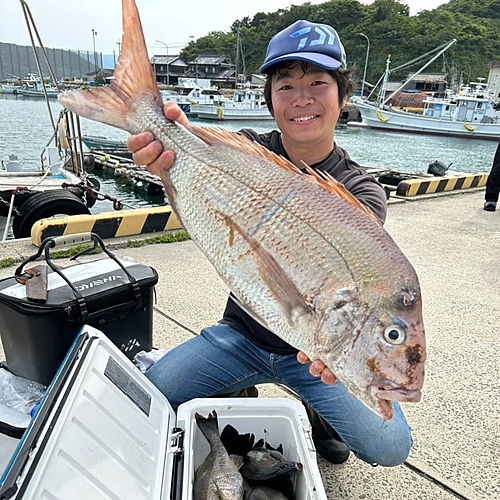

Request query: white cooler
[{"left": 0, "top": 325, "right": 328, "bottom": 499}]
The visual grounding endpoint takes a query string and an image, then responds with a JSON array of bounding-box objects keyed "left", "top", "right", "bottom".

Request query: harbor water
[{"left": 1, "top": 93, "right": 497, "bottom": 213}]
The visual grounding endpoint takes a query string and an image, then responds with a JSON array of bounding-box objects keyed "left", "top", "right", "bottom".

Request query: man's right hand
[{"left": 126, "top": 102, "right": 189, "bottom": 177}]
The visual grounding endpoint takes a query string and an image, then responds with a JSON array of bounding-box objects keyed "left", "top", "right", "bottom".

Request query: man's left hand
[{"left": 297, "top": 351, "right": 337, "bottom": 385}]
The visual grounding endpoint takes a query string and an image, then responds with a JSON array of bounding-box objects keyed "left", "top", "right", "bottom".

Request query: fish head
[
  {"left": 320, "top": 282, "right": 425, "bottom": 420},
  {"left": 363, "top": 284, "right": 426, "bottom": 419}
]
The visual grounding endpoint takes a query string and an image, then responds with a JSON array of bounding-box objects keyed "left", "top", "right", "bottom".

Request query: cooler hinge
[
  {"left": 170, "top": 427, "right": 185, "bottom": 500},
  {"left": 169, "top": 427, "right": 185, "bottom": 454}
]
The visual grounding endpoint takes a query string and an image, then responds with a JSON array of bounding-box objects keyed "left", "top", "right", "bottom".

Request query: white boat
[
  {"left": 160, "top": 80, "right": 228, "bottom": 117},
  {"left": 349, "top": 38, "right": 500, "bottom": 141},
  {"left": 0, "top": 147, "right": 97, "bottom": 240},
  {"left": 17, "top": 74, "right": 59, "bottom": 99},
  {"left": 191, "top": 86, "right": 273, "bottom": 121},
  {"left": 350, "top": 85, "right": 500, "bottom": 140},
  {"left": 0, "top": 84, "right": 18, "bottom": 94},
  {"left": 17, "top": 83, "right": 59, "bottom": 98}
]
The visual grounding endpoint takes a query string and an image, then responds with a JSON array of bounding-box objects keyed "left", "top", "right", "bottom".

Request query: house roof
[
  {"left": 488, "top": 61, "right": 500, "bottom": 68},
  {"left": 192, "top": 55, "right": 231, "bottom": 65},
  {"left": 150, "top": 55, "right": 187, "bottom": 65},
  {"left": 216, "top": 68, "right": 235, "bottom": 79},
  {"left": 405, "top": 73, "right": 447, "bottom": 83}
]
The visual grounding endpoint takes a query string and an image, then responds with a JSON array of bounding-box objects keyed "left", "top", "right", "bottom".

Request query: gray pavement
[{"left": 0, "top": 188, "right": 498, "bottom": 499}]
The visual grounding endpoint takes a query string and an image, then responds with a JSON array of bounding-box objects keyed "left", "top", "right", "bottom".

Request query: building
[
  {"left": 403, "top": 73, "right": 448, "bottom": 94},
  {"left": 150, "top": 55, "right": 189, "bottom": 86},
  {"left": 250, "top": 74, "right": 266, "bottom": 88},
  {"left": 183, "top": 56, "right": 236, "bottom": 88}
]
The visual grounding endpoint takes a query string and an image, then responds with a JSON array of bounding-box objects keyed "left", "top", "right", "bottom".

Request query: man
[
  {"left": 127, "top": 20, "right": 413, "bottom": 466},
  {"left": 484, "top": 142, "right": 500, "bottom": 211}
]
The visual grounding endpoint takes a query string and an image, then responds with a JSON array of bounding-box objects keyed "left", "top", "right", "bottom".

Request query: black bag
[{"left": 0, "top": 233, "right": 158, "bottom": 385}]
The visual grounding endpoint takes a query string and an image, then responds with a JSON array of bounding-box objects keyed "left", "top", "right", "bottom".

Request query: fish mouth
[{"left": 371, "top": 381, "right": 422, "bottom": 403}]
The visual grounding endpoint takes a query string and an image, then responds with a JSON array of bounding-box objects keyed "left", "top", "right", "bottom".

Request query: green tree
[{"left": 180, "top": 0, "right": 499, "bottom": 87}]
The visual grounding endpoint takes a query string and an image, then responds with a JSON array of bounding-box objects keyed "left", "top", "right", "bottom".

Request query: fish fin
[
  {"left": 217, "top": 211, "right": 314, "bottom": 327},
  {"left": 58, "top": 0, "right": 162, "bottom": 131},
  {"left": 266, "top": 442, "right": 285, "bottom": 457},
  {"left": 192, "top": 127, "right": 381, "bottom": 224},
  {"left": 254, "top": 438, "right": 265, "bottom": 449},
  {"left": 221, "top": 424, "right": 255, "bottom": 457},
  {"left": 300, "top": 161, "right": 382, "bottom": 225},
  {"left": 195, "top": 410, "right": 220, "bottom": 444},
  {"left": 193, "top": 126, "right": 302, "bottom": 173},
  {"left": 230, "top": 454, "right": 244, "bottom": 470}
]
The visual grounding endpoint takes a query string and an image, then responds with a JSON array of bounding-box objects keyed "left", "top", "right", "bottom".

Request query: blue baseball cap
[{"left": 259, "top": 20, "right": 346, "bottom": 74}]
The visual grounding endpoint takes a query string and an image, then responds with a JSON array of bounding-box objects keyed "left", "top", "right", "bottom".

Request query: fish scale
[{"left": 58, "top": 0, "right": 426, "bottom": 420}]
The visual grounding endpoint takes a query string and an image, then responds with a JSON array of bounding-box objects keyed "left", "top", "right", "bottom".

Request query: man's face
[{"left": 270, "top": 62, "right": 347, "bottom": 152}]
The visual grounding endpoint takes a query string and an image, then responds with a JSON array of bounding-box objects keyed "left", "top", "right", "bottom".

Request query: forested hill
[{"left": 180, "top": 0, "right": 500, "bottom": 85}]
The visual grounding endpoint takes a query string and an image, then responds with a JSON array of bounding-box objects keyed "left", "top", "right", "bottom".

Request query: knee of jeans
[
  {"left": 360, "top": 432, "right": 412, "bottom": 467},
  {"left": 145, "top": 366, "right": 180, "bottom": 411}
]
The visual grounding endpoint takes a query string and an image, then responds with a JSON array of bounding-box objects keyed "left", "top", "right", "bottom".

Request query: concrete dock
[{"left": 0, "top": 188, "right": 498, "bottom": 499}]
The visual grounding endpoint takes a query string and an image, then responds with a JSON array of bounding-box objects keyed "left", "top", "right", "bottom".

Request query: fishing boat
[
  {"left": 161, "top": 79, "right": 228, "bottom": 118},
  {"left": 0, "top": 144, "right": 99, "bottom": 240},
  {"left": 191, "top": 86, "right": 273, "bottom": 121},
  {"left": 81, "top": 135, "right": 132, "bottom": 160},
  {"left": 16, "top": 74, "right": 59, "bottom": 98},
  {"left": 350, "top": 84, "right": 500, "bottom": 140},
  {"left": 0, "top": 84, "right": 18, "bottom": 95},
  {"left": 349, "top": 39, "right": 500, "bottom": 140}
]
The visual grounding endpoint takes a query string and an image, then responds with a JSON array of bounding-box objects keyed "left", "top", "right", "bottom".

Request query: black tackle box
[{"left": 0, "top": 233, "right": 158, "bottom": 386}]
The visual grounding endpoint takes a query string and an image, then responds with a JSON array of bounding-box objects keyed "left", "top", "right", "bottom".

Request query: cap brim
[{"left": 259, "top": 52, "right": 342, "bottom": 74}]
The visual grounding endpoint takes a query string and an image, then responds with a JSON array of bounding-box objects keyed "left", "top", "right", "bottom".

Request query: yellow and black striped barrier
[
  {"left": 31, "top": 206, "right": 182, "bottom": 246},
  {"left": 395, "top": 172, "right": 489, "bottom": 197}
]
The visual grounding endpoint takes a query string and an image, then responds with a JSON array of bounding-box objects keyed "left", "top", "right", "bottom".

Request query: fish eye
[{"left": 383, "top": 325, "right": 406, "bottom": 345}]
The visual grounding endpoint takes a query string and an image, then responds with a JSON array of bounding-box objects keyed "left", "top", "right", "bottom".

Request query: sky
[{"left": 2, "top": 0, "right": 450, "bottom": 56}]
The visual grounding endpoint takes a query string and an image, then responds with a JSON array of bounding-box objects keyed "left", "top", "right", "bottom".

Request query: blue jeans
[{"left": 146, "top": 323, "right": 413, "bottom": 466}]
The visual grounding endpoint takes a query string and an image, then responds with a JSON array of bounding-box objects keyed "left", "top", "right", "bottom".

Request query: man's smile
[{"left": 291, "top": 115, "right": 318, "bottom": 122}]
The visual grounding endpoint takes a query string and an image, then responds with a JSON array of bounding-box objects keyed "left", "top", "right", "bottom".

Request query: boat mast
[
  {"left": 377, "top": 54, "right": 391, "bottom": 106},
  {"left": 235, "top": 27, "right": 240, "bottom": 89},
  {"left": 381, "top": 38, "right": 457, "bottom": 106}
]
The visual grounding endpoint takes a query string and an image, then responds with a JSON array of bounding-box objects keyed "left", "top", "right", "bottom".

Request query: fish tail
[
  {"left": 58, "top": 0, "right": 162, "bottom": 133},
  {"left": 195, "top": 411, "right": 221, "bottom": 446}
]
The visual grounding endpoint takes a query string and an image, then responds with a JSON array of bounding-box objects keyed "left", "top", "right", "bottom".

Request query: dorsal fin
[
  {"left": 192, "top": 126, "right": 300, "bottom": 173},
  {"left": 301, "top": 162, "right": 381, "bottom": 225},
  {"left": 191, "top": 126, "right": 381, "bottom": 224}
]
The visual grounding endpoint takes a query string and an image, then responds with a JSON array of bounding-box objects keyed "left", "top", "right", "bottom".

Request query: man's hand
[
  {"left": 126, "top": 102, "right": 188, "bottom": 177},
  {"left": 297, "top": 351, "right": 337, "bottom": 385}
]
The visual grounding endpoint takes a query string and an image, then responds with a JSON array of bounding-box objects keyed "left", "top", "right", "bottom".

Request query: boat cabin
[{"left": 423, "top": 84, "right": 500, "bottom": 124}]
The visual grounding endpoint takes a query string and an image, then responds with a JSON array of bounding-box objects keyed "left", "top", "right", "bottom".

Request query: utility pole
[
  {"left": 156, "top": 39, "right": 169, "bottom": 86},
  {"left": 92, "top": 29, "right": 98, "bottom": 75}
]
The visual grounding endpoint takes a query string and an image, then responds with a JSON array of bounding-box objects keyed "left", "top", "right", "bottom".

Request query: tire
[
  {"left": 0, "top": 190, "right": 35, "bottom": 217},
  {"left": 12, "top": 189, "right": 91, "bottom": 239}
]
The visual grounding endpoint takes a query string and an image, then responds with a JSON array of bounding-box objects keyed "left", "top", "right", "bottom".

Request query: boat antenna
[
  {"left": 19, "top": 0, "right": 61, "bottom": 133},
  {"left": 381, "top": 38, "right": 457, "bottom": 106}
]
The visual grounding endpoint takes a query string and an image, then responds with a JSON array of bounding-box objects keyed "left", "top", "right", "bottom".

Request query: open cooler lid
[{"left": 0, "top": 325, "right": 178, "bottom": 500}]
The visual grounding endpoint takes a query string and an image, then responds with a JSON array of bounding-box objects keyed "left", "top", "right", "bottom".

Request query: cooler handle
[{"left": 14, "top": 233, "right": 143, "bottom": 315}]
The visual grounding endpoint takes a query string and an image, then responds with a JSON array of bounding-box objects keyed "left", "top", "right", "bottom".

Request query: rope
[{"left": 376, "top": 109, "right": 389, "bottom": 123}]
